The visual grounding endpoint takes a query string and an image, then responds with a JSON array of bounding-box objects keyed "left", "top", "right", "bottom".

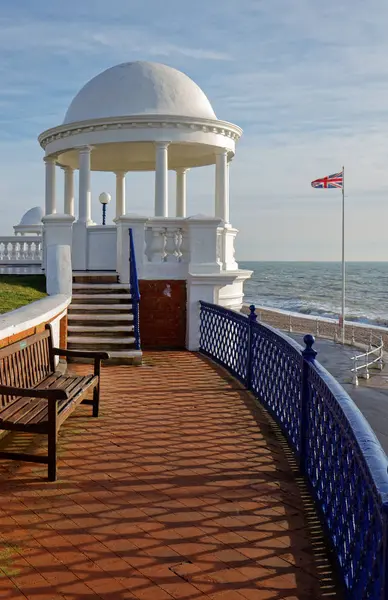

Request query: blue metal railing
[
  {"left": 199, "top": 301, "right": 388, "bottom": 600},
  {"left": 129, "top": 228, "right": 141, "bottom": 350}
]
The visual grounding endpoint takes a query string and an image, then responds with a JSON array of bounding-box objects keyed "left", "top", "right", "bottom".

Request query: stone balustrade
[
  {"left": 145, "top": 221, "right": 188, "bottom": 264},
  {"left": 0, "top": 236, "right": 43, "bottom": 264}
]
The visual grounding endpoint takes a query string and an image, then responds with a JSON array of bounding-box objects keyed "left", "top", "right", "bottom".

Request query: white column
[
  {"left": 215, "top": 149, "right": 229, "bottom": 223},
  {"left": 175, "top": 168, "right": 188, "bottom": 217},
  {"left": 44, "top": 157, "right": 57, "bottom": 216},
  {"left": 78, "top": 146, "right": 92, "bottom": 223},
  {"left": 115, "top": 171, "right": 127, "bottom": 219},
  {"left": 63, "top": 166, "right": 75, "bottom": 216},
  {"left": 154, "top": 142, "right": 170, "bottom": 217},
  {"left": 226, "top": 158, "right": 230, "bottom": 224}
]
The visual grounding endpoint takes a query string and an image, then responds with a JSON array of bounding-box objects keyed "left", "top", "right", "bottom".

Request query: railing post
[
  {"left": 247, "top": 304, "right": 257, "bottom": 389},
  {"left": 352, "top": 357, "right": 359, "bottom": 386},
  {"left": 379, "top": 336, "right": 384, "bottom": 371},
  {"left": 300, "top": 334, "right": 317, "bottom": 476}
]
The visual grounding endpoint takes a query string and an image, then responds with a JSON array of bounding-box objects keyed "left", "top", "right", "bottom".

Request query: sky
[{"left": 1, "top": 0, "right": 388, "bottom": 260}]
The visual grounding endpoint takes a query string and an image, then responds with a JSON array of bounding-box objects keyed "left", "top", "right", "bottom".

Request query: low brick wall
[
  {"left": 139, "top": 280, "right": 186, "bottom": 349},
  {"left": 0, "top": 314, "right": 68, "bottom": 349}
]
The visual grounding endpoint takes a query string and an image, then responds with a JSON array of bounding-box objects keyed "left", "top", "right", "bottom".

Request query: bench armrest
[
  {"left": 0, "top": 385, "right": 69, "bottom": 401},
  {"left": 53, "top": 348, "right": 110, "bottom": 360}
]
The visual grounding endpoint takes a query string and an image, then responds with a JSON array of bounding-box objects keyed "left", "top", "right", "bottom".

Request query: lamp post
[{"left": 99, "top": 192, "right": 111, "bottom": 225}]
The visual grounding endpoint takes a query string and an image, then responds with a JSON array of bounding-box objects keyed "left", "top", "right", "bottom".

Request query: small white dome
[
  {"left": 19, "top": 206, "right": 43, "bottom": 226},
  {"left": 63, "top": 61, "right": 217, "bottom": 124}
]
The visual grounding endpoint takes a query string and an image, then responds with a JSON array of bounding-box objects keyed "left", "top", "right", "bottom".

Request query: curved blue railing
[
  {"left": 199, "top": 301, "right": 388, "bottom": 600},
  {"left": 129, "top": 228, "right": 141, "bottom": 350}
]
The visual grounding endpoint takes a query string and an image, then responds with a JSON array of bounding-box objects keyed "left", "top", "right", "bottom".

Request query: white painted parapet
[
  {"left": 115, "top": 215, "right": 148, "bottom": 283},
  {"left": 0, "top": 294, "right": 70, "bottom": 347},
  {"left": 87, "top": 226, "right": 117, "bottom": 271}
]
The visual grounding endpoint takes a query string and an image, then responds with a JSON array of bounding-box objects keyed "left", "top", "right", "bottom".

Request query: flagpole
[{"left": 341, "top": 166, "right": 345, "bottom": 344}]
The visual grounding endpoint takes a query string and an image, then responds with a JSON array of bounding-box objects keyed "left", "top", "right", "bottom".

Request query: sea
[{"left": 239, "top": 262, "right": 388, "bottom": 328}]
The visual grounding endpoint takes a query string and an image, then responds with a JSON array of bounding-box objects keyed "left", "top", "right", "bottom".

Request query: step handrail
[
  {"left": 129, "top": 228, "right": 141, "bottom": 350},
  {"left": 351, "top": 333, "right": 384, "bottom": 385}
]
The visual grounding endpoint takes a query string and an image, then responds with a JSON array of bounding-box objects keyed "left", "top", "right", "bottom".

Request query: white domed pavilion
[
  {"left": 39, "top": 61, "right": 251, "bottom": 346},
  {"left": 39, "top": 60, "right": 241, "bottom": 224}
]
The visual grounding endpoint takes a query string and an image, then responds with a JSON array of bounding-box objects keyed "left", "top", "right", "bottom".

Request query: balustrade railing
[
  {"left": 145, "top": 225, "right": 187, "bottom": 263},
  {"left": 199, "top": 301, "right": 388, "bottom": 600},
  {"left": 129, "top": 228, "right": 141, "bottom": 350},
  {"left": 0, "top": 237, "right": 42, "bottom": 264}
]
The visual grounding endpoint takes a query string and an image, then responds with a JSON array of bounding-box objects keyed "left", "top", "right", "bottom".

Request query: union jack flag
[{"left": 311, "top": 171, "right": 343, "bottom": 189}]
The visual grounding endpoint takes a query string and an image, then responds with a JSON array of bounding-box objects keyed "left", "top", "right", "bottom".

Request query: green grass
[{"left": 0, "top": 275, "right": 46, "bottom": 314}]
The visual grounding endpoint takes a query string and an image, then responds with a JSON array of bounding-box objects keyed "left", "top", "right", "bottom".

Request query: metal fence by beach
[{"left": 199, "top": 301, "right": 388, "bottom": 600}]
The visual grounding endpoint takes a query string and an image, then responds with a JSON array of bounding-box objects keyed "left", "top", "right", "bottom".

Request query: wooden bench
[{"left": 0, "top": 324, "right": 109, "bottom": 481}]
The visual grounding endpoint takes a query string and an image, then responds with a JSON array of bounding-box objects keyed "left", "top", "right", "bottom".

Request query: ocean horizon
[{"left": 239, "top": 261, "right": 388, "bottom": 327}]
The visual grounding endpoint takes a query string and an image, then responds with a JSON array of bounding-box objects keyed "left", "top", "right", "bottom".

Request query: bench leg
[
  {"left": 48, "top": 402, "right": 58, "bottom": 482},
  {"left": 93, "top": 384, "right": 100, "bottom": 418}
]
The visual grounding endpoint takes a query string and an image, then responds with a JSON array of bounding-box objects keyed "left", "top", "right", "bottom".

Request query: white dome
[
  {"left": 19, "top": 206, "right": 43, "bottom": 226},
  {"left": 63, "top": 61, "right": 217, "bottom": 124}
]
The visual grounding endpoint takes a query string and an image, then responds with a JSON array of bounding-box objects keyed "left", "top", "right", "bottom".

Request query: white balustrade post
[
  {"left": 186, "top": 216, "right": 222, "bottom": 275},
  {"left": 115, "top": 171, "right": 127, "bottom": 219},
  {"left": 42, "top": 214, "right": 75, "bottom": 296},
  {"left": 63, "top": 166, "right": 75, "bottom": 216},
  {"left": 44, "top": 157, "right": 57, "bottom": 216},
  {"left": 176, "top": 168, "right": 188, "bottom": 217},
  {"left": 78, "top": 146, "right": 92, "bottom": 224},
  {"left": 154, "top": 142, "right": 170, "bottom": 217},
  {"left": 215, "top": 149, "right": 229, "bottom": 222}
]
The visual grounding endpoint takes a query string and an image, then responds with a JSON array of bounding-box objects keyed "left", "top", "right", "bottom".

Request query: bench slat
[{"left": 0, "top": 375, "right": 97, "bottom": 430}]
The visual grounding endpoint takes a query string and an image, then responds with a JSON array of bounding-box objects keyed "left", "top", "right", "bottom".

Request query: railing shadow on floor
[
  {"left": 0, "top": 353, "right": 340, "bottom": 599},
  {"left": 199, "top": 302, "right": 388, "bottom": 600}
]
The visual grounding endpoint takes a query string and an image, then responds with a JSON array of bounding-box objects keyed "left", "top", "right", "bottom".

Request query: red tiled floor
[{"left": 0, "top": 352, "right": 341, "bottom": 599}]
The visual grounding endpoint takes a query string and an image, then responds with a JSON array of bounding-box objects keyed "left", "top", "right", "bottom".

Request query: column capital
[
  {"left": 77, "top": 145, "right": 94, "bottom": 154},
  {"left": 214, "top": 147, "right": 228, "bottom": 157},
  {"left": 43, "top": 155, "right": 57, "bottom": 164},
  {"left": 61, "top": 165, "right": 74, "bottom": 172},
  {"left": 154, "top": 141, "right": 171, "bottom": 149},
  {"left": 114, "top": 170, "right": 128, "bottom": 177},
  {"left": 175, "top": 167, "right": 190, "bottom": 175}
]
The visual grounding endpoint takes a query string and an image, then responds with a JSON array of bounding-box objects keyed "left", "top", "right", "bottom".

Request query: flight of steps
[{"left": 67, "top": 273, "right": 142, "bottom": 364}]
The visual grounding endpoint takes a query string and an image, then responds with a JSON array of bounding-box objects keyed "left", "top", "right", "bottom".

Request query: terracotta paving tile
[{"left": 0, "top": 352, "right": 341, "bottom": 599}]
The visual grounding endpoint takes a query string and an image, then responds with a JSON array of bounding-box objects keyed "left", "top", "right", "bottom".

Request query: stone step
[
  {"left": 68, "top": 336, "right": 136, "bottom": 345},
  {"left": 68, "top": 313, "right": 133, "bottom": 322},
  {"left": 69, "top": 303, "right": 132, "bottom": 311},
  {"left": 73, "top": 283, "right": 129, "bottom": 290},
  {"left": 68, "top": 325, "right": 134, "bottom": 333},
  {"left": 67, "top": 349, "right": 142, "bottom": 365},
  {"left": 72, "top": 293, "right": 131, "bottom": 301},
  {"left": 73, "top": 272, "right": 119, "bottom": 284}
]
